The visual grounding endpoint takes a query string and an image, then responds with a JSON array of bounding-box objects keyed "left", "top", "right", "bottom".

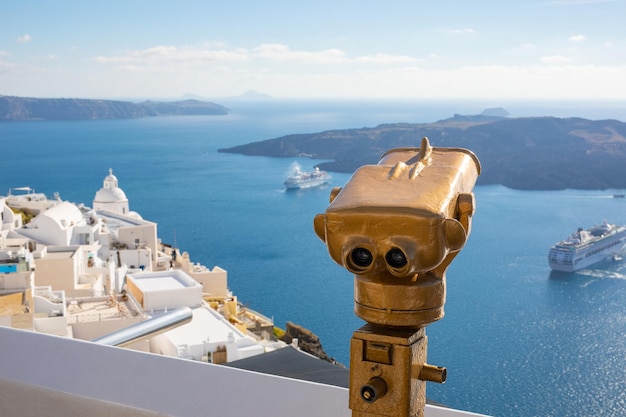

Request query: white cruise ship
[
  {"left": 548, "top": 222, "right": 626, "bottom": 272},
  {"left": 284, "top": 166, "right": 331, "bottom": 189}
]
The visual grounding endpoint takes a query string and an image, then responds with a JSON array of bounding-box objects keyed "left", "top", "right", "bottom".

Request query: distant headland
[
  {"left": 0, "top": 95, "right": 228, "bottom": 121},
  {"left": 4, "top": 95, "right": 626, "bottom": 191},
  {"left": 219, "top": 110, "right": 626, "bottom": 191}
]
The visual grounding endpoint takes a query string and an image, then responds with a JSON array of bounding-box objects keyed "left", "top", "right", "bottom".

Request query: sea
[{"left": 2, "top": 99, "right": 626, "bottom": 417}]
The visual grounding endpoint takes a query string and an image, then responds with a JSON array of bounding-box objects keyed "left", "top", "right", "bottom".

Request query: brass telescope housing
[
  {"left": 314, "top": 137, "right": 480, "bottom": 416},
  {"left": 314, "top": 137, "right": 481, "bottom": 328}
]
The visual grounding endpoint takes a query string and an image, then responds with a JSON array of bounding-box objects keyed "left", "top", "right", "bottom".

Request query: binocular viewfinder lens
[
  {"left": 386, "top": 248, "right": 407, "bottom": 268},
  {"left": 351, "top": 247, "right": 373, "bottom": 268}
]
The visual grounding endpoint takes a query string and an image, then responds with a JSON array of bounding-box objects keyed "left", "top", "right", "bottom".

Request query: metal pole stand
[{"left": 349, "top": 324, "right": 445, "bottom": 417}]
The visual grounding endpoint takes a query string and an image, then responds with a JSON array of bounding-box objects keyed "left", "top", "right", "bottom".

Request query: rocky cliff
[
  {"left": 280, "top": 321, "right": 343, "bottom": 366},
  {"left": 0, "top": 96, "right": 228, "bottom": 121}
]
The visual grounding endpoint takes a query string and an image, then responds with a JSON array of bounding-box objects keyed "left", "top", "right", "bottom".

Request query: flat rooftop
[
  {"left": 136, "top": 276, "right": 187, "bottom": 292},
  {"left": 97, "top": 210, "right": 152, "bottom": 229},
  {"left": 159, "top": 306, "right": 252, "bottom": 348},
  {"left": 127, "top": 270, "right": 200, "bottom": 292},
  {"left": 41, "top": 250, "right": 76, "bottom": 260},
  {"left": 66, "top": 297, "right": 139, "bottom": 323}
]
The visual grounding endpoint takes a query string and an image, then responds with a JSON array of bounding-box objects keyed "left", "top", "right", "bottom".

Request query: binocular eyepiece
[
  {"left": 349, "top": 247, "right": 375, "bottom": 270},
  {"left": 349, "top": 246, "right": 407, "bottom": 276},
  {"left": 345, "top": 244, "right": 416, "bottom": 277}
]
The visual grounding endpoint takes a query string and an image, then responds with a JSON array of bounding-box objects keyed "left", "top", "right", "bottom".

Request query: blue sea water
[{"left": 2, "top": 99, "right": 626, "bottom": 417}]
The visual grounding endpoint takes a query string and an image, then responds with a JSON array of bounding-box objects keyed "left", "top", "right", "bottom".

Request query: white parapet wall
[
  {"left": 0, "top": 326, "right": 349, "bottom": 417},
  {"left": 0, "top": 326, "right": 490, "bottom": 417}
]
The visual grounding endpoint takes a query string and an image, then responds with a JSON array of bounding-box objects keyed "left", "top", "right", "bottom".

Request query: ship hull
[{"left": 284, "top": 178, "right": 330, "bottom": 189}]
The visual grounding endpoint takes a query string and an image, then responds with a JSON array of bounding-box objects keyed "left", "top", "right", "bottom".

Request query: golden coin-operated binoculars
[{"left": 314, "top": 137, "right": 481, "bottom": 417}]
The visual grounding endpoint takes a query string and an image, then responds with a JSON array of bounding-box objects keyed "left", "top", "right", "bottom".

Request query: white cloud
[
  {"left": 568, "top": 34, "right": 587, "bottom": 42},
  {"left": 541, "top": 55, "right": 572, "bottom": 63},
  {"left": 93, "top": 45, "right": 248, "bottom": 65},
  {"left": 17, "top": 34, "right": 31, "bottom": 43},
  {"left": 355, "top": 53, "right": 420, "bottom": 64},
  {"left": 451, "top": 28, "right": 476, "bottom": 35},
  {"left": 343, "top": 64, "right": 626, "bottom": 99},
  {"left": 10, "top": 39, "right": 626, "bottom": 100},
  {"left": 93, "top": 43, "right": 422, "bottom": 70},
  {"left": 113, "top": 65, "right": 153, "bottom": 73},
  {"left": 5, "top": 59, "right": 626, "bottom": 100},
  {"left": 216, "top": 63, "right": 626, "bottom": 100},
  {"left": 252, "top": 44, "right": 347, "bottom": 63}
]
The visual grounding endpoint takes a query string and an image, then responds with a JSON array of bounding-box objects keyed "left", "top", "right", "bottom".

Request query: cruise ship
[
  {"left": 0, "top": 170, "right": 488, "bottom": 417},
  {"left": 284, "top": 166, "right": 331, "bottom": 189},
  {"left": 548, "top": 222, "right": 626, "bottom": 272}
]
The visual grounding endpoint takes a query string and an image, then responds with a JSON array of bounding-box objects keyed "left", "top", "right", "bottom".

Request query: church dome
[
  {"left": 94, "top": 186, "right": 127, "bottom": 203},
  {"left": 93, "top": 169, "right": 130, "bottom": 214}
]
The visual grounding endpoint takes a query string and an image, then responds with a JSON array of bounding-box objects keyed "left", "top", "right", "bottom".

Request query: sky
[{"left": 1, "top": 0, "right": 626, "bottom": 100}]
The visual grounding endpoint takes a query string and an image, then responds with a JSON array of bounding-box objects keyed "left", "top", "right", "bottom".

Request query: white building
[
  {"left": 18, "top": 201, "right": 90, "bottom": 246},
  {"left": 0, "top": 196, "right": 22, "bottom": 232},
  {"left": 127, "top": 270, "right": 203, "bottom": 311},
  {"left": 0, "top": 171, "right": 276, "bottom": 364}
]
